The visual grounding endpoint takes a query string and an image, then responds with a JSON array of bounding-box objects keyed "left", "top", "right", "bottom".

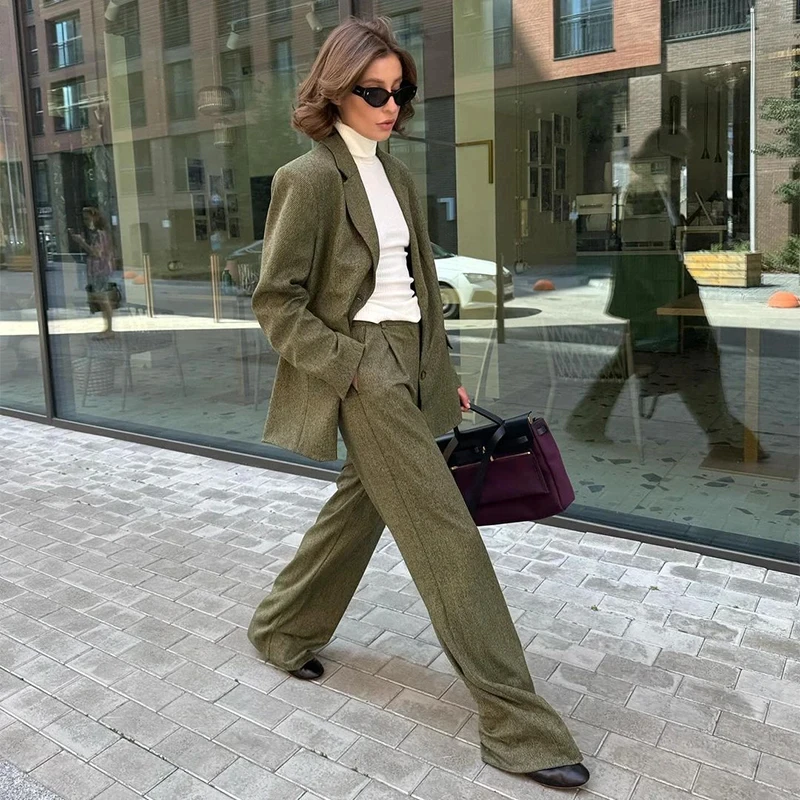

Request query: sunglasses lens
[
  {"left": 364, "top": 88, "right": 390, "bottom": 108},
  {"left": 395, "top": 85, "right": 417, "bottom": 106}
]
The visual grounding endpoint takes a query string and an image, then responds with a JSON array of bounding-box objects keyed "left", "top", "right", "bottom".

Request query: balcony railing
[
  {"left": 664, "top": 0, "right": 751, "bottom": 41},
  {"left": 556, "top": 11, "right": 613, "bottom": 59}
]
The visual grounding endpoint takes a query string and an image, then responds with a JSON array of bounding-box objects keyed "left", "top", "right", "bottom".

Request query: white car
[
  {"left": 228, "top": 240, "right": 514, "bottom": 319},
  {"left": 432, "top": 243, "right": 514, "bottom": 319}
]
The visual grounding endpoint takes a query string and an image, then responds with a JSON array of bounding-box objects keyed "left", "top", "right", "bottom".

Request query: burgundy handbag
[{"left": 436, "top": 405, "right": 575, "bottom": 526}]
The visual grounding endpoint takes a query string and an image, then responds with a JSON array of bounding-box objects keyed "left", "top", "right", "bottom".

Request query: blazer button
[
  {"left": 355, "top": 294, "right": 363, "bottom": 303},
  {"left": 420, "top": 370, "right": 427, "bottom": 380}
]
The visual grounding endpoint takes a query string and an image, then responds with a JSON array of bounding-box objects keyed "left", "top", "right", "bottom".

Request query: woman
[
  {"left": 248, "top": 18, "right": 589, "bottom": 789},
  {"left": 70, "top": 206, "right": 118, "bottom": 339}
]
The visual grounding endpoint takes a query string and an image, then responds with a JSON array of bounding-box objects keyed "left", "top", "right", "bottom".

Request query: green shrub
[{"left": 763, "top": 236, "right": 800, "bottom": 273}]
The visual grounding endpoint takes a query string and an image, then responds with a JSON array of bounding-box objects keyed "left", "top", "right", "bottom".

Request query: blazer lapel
[{"left": 320, "top": 133, "right": 379, "bottom": 269}]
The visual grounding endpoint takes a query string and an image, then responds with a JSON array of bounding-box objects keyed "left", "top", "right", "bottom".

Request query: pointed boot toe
[
  {"left": 289, "top": 657, "right": 324, "bottom": 681},
  {"left": 529, "top": 763, "right": 590, "bottom": 788}
]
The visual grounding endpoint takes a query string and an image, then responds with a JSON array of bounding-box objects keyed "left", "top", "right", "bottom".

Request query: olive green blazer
[{"left": 252, "top": 130, "right": 462, "bottom": 462}]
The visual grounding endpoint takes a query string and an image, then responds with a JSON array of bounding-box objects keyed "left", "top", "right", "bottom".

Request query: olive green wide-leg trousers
[{"left": 248, "top": 321, "right": 582, "bottom": 773}]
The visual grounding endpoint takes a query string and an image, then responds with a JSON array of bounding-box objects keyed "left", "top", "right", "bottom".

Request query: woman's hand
[{"left": 458, "top": 385, "right": 471, "bottom": 411}]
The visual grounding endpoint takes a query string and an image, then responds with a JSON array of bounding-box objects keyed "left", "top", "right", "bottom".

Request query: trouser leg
[
  {"left": 247, "top": 457, "right": 385, "bottom": 671},
  {"left": 340, "top": 321, "right": 582, "bottom": 773}
]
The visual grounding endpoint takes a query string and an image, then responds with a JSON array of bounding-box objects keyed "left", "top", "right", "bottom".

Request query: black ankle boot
[
  {"left": 289, "top": 657, "right": 324, "bottom": 681},
  {"left": 529, "top": 763, "right": 590, "bottom": 788}
]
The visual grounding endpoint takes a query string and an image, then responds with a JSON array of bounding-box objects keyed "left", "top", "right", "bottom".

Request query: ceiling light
[
  {"left": 226, "top": 28, "right": 240, "bottom": 50},
  {"left": 305, "top": 9, "right": 322, "bottom": 32}
]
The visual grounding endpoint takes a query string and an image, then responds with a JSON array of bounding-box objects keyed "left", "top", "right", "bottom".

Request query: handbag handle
[{"left": 441, "top": 404, "right": 508, "bottom": 516}]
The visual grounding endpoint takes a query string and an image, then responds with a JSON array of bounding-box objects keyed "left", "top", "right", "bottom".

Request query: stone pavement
[{"left": 1, "top": 415, "right": 799, "bottom": 800}]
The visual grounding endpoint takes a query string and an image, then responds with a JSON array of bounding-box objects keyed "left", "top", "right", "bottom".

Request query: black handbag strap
[{"left": 441, "top": 404, "right": 509, "bottom": 515}]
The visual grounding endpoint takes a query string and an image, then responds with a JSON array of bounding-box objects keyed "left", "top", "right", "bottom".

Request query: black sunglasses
[{"left": 352, "top": 83, "right": 417, "bottom": 108}]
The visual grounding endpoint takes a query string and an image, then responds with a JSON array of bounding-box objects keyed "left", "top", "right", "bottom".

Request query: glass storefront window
[{"left": 3, "top": 0, "right": 798, "bottom": 564}]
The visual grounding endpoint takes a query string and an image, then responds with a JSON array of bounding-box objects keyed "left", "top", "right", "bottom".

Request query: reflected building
[{"left": 2, "top": 0, "right": 799, "bottom": 565}]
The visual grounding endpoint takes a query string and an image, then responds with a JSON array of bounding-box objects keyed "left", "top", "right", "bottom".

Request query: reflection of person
[
  {"left": 567, "top": 127, "right": 764, "bottom": 458},
  {"left": 246, "top": 18, "right": 588, "bottom": 790},
  {"left": 70, "top": 207, "right": 118, "bottom": 339}
]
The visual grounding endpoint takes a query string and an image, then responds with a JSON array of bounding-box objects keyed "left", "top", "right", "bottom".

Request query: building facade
[{"left": 1, "top": 0, "right": 798, "bottom": 566}]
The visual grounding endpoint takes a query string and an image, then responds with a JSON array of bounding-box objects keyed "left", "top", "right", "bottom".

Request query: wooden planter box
[{"left": 684, "top": 251, "right": 762, "bottom": 288}]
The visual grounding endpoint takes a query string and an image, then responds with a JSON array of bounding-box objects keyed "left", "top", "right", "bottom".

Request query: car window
[{"left": 431, "top": 242, "right": 454, "bottom": 259}]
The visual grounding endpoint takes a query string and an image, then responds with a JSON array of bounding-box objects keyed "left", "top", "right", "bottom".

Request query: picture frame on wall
[
  {"left": 528, "top": 130, "right": 539, "bottom": 164},
  {"left": 223, "top": 168, "right": 235, "bottom": 191},
  {"left": 564, "top": 116, "right": 572, "bottom": 146},
  {"left": 540, "top": 119, "right": 553, "bottom": 165},
  {"left": 553, "top": 113, "right": 562, "bottom": 145},
  {"left": 226, "top": 194, "right": 239, "bottom": 215},
  {"left": 555, "top": 147, "right": 567, "bottom": 193},
  {"left": 186, "top": 158, "right": 205, "bottom": 192},
  {"left": 528, "top": 165, "right": 538, "bottom": 198},
  {"left": 228, "top": 217, "right": 241, "bottom": 239},
  {"left": 192, "top": 193, "right": 207, "bottom": 216},
  {"left": 540, "top": 166, "right": 553, "bottom": 213}
]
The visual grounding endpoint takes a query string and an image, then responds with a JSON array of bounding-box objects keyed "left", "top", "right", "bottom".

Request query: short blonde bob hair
[{"left": 292, "top": 17, "right": 417, "bottom": 141}]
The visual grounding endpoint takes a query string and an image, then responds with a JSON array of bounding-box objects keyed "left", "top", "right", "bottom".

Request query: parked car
[
  {"left": 227, "top": 240, "right": 514, "bottom": 319},
  {"left": 432, "top": 242, "right": 514, "bottom": 319}
]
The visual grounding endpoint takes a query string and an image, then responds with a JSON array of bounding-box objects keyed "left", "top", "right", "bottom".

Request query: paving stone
[
  {"left": 100, "top": 700, "right": 178, "bottom": 748},
  {"left": 212, "top": 757, "right": 303, "bottom": 800},
  {"left": 653, "top": 650, "right": 739, "bottom": 688},
  {"left": 440, "top": 680, "right": 478, "bottom": 712},
  {"left": 699, "top": 640, "right": 785, "bottom": 678},
  {"left": 119, "top": 641, "right": 187, "bottom": 677},
  {"left": 573, "top": 695, "right": 665, "bottom": 745},
  {"left": 271, "top": 677, "right": 348, "bottom": 719},
  {"left": 581, "top": 631, "right": 661, "bottom": 666},
  {"left": 56, "top": 676, "right": 127, "bottom": 719},
  {"left": 112, "top": 669, "right": 184, "bottom": 712},
  {"left": 598, "top": 732, "right": 699, "bottom": 790},
  {"left": 323, "top": 666, "right": 403, "bottom": 708},
  {"left": 217, "top": 654, "right": 288, "bottom": 693},
  {"left": 165, "top": 662, "right": 236, "bottom": 702},
  {"left": 374, "top": 658, "right": 455, "bottom": 698},
  {"left": 147, "top": 769, "right": 231, "bottom": 800},
  {"left": 631, "top": 777, "right": 695, "bottom": 800},
  {"left": 153, "top": 727, "right": 237, "bottom": 782},
  {"left": 91, "top": 739, "right": 175, "bottom": 794},
  {"left": 549, "top": 663, "right": 634, "bottom": 704},
  {"left": 754, "top": 752, "right": 800, "bottom": 795},
  {"left": 596, "top": 655, "right": 681, "bottom": 695},
  {"left": 1, "top": 686, "right": 71, "bottom": 729},
  {"left": 0, "top": 669, "right": 26, "bottom": 700},
  {"left": 67, "top": 649, "right": 136, "bottom": 686},
  {"left": 715, "top": 711, "right": 800, "bottom": 763},
  {"left": 370, "top": 631, "right": 441, "bottom": 666},
  {"left": 741, "top": 629, "right": 800, "bottom": 662},
  {"left": 0, "top": 722, "right": 62, "bottom": 771},
  {"left": 767, "top": 701, "right": 800, "bottom": 734},
  {"left": 319, "top": 639, "right": 394, "bottom": 675},
  {"left": 214, "top": 719, "right": 298, "bottom": 771},
  {"left": 278, "top": 749, "right": 369, "bottom": 800},
  {"left": 756, "top": 597, "right": 800, "bottom": 624},
  {"left": 331, "top": 699, "right": 415, "bottom": 747},
  {"left": 626, "top": 686, "right": 718, "bottom": 732},
  {"left": 385, "top": 688, "right": 471, "bottom": 735},
  {"left": 658, "top": 722, "right": 760, "bottom": 777},
  {"left": 398, "top": 725, "right": 484, "bottom": 779},
  {"left": 737, "top": 668, "right": 800, "bottom": 707},
  {"left": 727, "top": 577, "right": 799, "bottom": 604},
  {"left": 42, "top": 710, "right": 119, "bottom": 760},
  {"left": 694, "top": 764, "right": 797, "bottom": 800},
  {"left": 0, "top": 611, "right": 50, "bottom": 642},
  {"left": 623, "top": 621, "right": 703, "bottom": 656},
  {"left": 161, "top": 693, "right": 237, "bottom": 739},
  {"left": 713, "top": 607, "right": 794, "bottom": 637},
  {"left": 31, "top": 751, "right": 114, "bottom": 800},
  {"left": 79, "top": 624, "right": 140, "bottom": 657},
  {"left": 676, "top": 676, "right": 769, "bottom": 721},
  {"left": 353, "top": 781, "right": 410, "bottom": 800},
  {"left": 525, "top": 632, "right": 605, "bottom": 671},
  {"left": 273, "top": 710, "right": 358, "bottom": 761},
  {"left": 599, "top": 595, "right": 670, "bottom": 626},
  {"left": 556, "top": 602, "right": 631, "bottom": 637},
  {"left": 339, "top": 736, "right": 431, "bottom": 793},
  {"left": 416, "top": 767, "right": 521, "bottom": 800},
  {"left": 28, "top": 630, "right": 91, "bottom": 664},
  {"left": 94, "top": 781, "right": 142, "bottom": 800}
]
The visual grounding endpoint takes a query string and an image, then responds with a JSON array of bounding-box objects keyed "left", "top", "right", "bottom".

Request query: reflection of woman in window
[
  {"left": 70, "top": 206, "right": 118, "bottom": 339},
  {"left": 246, "top": 18, "right": 588, "bottom": 790}
]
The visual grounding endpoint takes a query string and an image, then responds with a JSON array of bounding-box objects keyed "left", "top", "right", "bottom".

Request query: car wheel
[{"left": 440, "top": 284, "right": 460, "bottom": 320}]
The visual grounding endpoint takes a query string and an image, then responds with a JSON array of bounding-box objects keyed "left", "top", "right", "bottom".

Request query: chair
[
  {"left": 81, "top": 304, "right": 186, "bottom": 411},
  {"left": 542, "top": 323, "right": 644, "bottom": 462}
]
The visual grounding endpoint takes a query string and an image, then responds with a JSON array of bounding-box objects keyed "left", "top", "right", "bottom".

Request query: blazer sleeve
[{"left": 251, "top": 167, "right": 364, "bottom": 400}]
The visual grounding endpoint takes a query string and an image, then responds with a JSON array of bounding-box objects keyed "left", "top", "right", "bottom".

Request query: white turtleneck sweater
[{"left": 334, "top": 120, "right": 421, "bottom": 324}]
